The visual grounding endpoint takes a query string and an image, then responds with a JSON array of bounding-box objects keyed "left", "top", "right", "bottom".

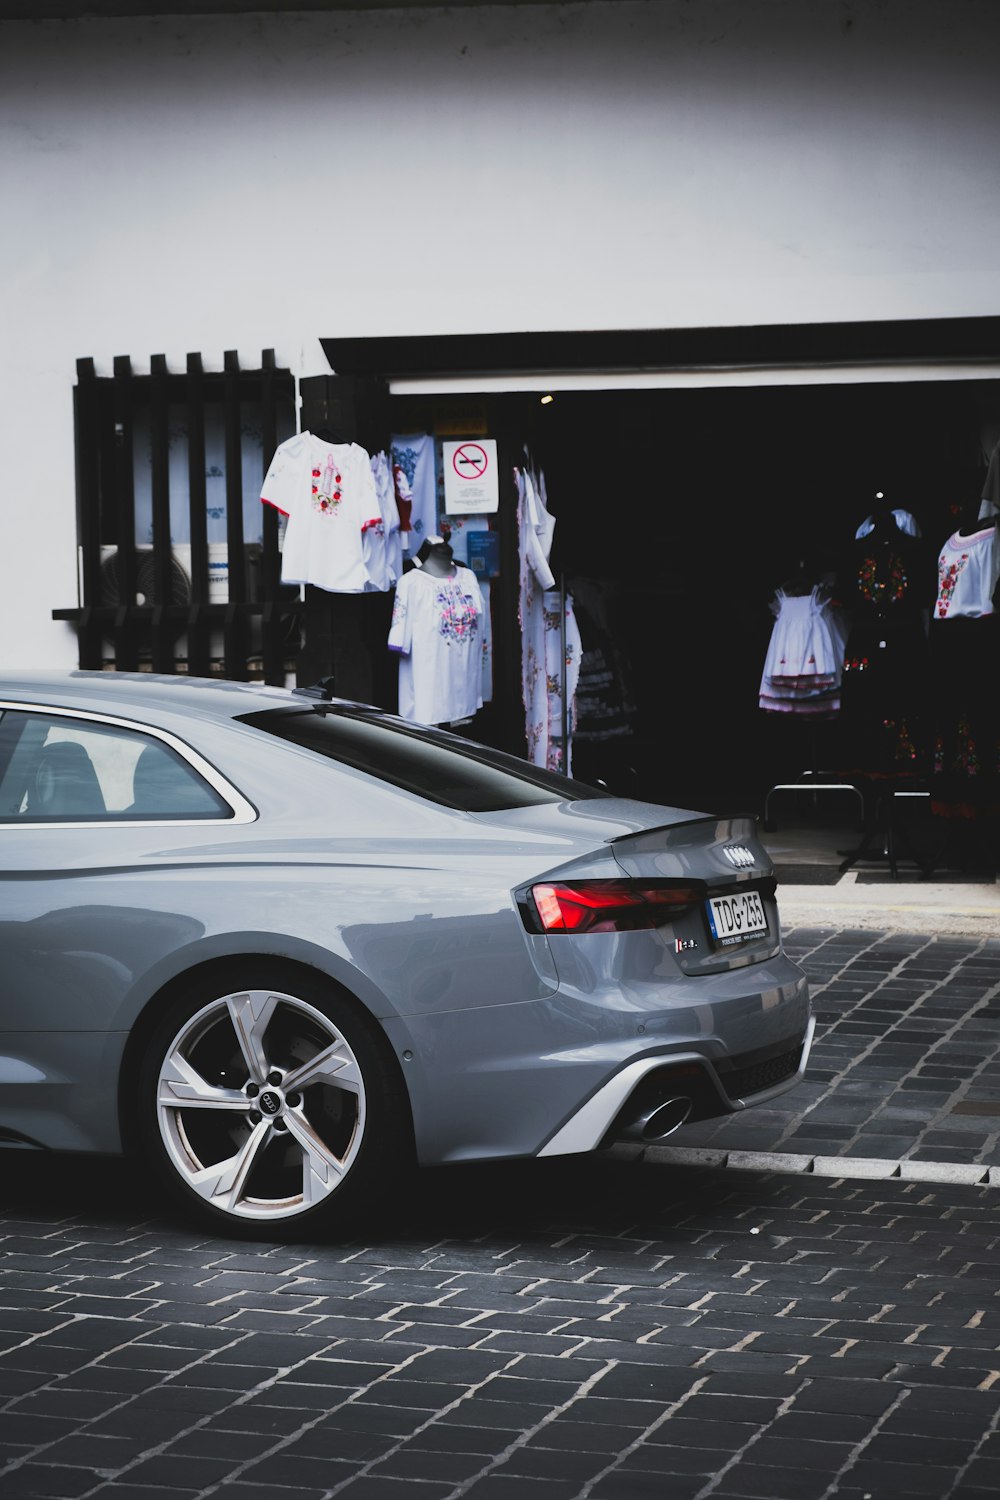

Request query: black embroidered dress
[{"left": 840, "top": 523, "right": 932, "bottom": 774}]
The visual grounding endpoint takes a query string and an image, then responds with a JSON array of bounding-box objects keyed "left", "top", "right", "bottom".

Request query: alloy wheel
[{"left": 154, "top": 987, "right": 367, "bottom": 1223}]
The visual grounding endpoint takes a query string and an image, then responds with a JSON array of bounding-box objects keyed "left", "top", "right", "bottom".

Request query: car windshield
[{"left": 239, "top": 706, "right": 608, "bottom": 813}]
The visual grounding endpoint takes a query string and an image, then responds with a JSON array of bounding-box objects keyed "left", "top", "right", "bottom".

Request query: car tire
[{"left": 134, "top": 963, "right": 410, "bottom": 1238}]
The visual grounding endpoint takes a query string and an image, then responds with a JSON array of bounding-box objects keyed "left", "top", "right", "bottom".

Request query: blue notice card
[{"left": 467, "top": 530, "right": 500, "bottom": 577}]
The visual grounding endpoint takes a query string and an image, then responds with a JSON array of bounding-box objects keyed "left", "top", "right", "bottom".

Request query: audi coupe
[{"left": 0, "top": 672, "right": 812, "bottom": 1235}]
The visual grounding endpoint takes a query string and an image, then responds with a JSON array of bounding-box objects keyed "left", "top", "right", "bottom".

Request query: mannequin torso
[{"left": 419, "top": 537, "right": 457, "bottom": 578}]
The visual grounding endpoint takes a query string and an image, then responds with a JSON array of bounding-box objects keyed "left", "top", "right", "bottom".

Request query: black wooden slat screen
[
  {"left": 186, "top": 352, "right": 210, "bottom": 677},
  {"left": 223, "top": 350, "right": 247, "bottom": 607},
  {"left": 111, "top": 354, "right": 138, "bottom": 672},
  {"left": 73, "top": 357, "right": 103, "bottom": 670},
  {"left": 149, "top": 353, "right": 173, "bottom": 675},
  {"left": 259, "top": 348, "right": 284, "bottom": 687},
  {"left": 57, "top": 349, "right": 298, "bottom": 684},
  {"left": 222, "top": 349, "right": 247, "bottom": 680}
]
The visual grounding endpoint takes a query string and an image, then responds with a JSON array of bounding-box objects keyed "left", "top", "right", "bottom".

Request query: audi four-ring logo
[
  {"left": 259, "top": 1090, "right": 282, "bottom": 1115},
  {"left": 722, "top": 845, "right": 755, "bottom": 869}
]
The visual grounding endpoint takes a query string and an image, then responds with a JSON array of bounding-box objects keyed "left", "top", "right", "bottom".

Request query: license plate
[{"left": 706, "top": 890, "right": 767, "bottom": 947}]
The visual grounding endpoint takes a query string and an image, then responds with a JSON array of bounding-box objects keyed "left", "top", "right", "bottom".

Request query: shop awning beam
[{"left": 321, "top": 316, "right": 1000, "bottom": 383}]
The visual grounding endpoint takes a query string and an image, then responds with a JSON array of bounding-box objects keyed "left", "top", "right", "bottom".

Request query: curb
[{"left": 635, "top": 1142, "right": 997, "bottom": 1187}]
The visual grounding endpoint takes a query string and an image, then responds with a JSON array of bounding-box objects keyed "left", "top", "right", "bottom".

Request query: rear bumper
[
  {"left": 539, "top": 1014, "right": 816, "bottom": 1156},
  {"left": 382, "top": 951, "right": 811, "bottom": 1166}
]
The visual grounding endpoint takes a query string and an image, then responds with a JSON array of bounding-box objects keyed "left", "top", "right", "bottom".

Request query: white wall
[{"left": 2, "top": 0, "right": 1000, "bottom": 665}]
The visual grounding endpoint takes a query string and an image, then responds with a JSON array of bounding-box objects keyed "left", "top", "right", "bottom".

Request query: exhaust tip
[{"left": 621, "top": 1096, "right": 693, "bottom": 1143}]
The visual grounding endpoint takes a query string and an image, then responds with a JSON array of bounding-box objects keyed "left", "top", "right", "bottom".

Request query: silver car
[{"left": 0, "top": 672, "right": 812, "bottom": 1235}]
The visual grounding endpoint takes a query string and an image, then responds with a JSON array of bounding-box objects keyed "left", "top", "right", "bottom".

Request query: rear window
[{"left": 238, "top": 707, "right": 608, "bottom": 813}]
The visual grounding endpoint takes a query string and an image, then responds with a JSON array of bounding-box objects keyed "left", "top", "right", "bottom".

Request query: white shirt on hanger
[
  {"left": 260, "top": 432, "right": 378, "bottom": 594},
  {"left": 521, "top": 467, "right": 556, "bottom": 592},
  {"left": 388, "top": 564, "right": 485, "bottom": 725},
  {"left": 855, "top": 509, "right": 921, "bottom": 539}
]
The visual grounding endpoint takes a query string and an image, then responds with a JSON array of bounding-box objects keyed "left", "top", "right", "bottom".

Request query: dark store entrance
[{"left": 472, "top": 375, "right": 996, "bottom": 815}]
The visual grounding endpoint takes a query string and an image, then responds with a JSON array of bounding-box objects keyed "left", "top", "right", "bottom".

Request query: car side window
[{"left": 0, "top": 711, "right": 231, "bottom": 822}]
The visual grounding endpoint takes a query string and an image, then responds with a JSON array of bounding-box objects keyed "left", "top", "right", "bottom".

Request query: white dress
[
  {"left": 388, "top": 564, "right": 485, "bottom": 725},
  {"left": 759, "top": 587, "right": 843, "bottom": 716}
]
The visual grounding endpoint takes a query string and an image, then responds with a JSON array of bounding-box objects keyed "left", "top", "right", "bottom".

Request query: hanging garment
[
  {"left": 981, "top": 438, "right": 1000, "bottom": 521},
  {"left": 520, "top": 468, "right": 555, "bottom": 594},
  {"left": 758, "top": 588, "right": 843, "bottom": 716},
  {"left": 935, "top": 526, "right": 998, "bottom": 620},
  {"left": 518, "top": 463, "right": 563, "bottom": 767},
  {"left": 539, "top": 589, "right": 583, "bottom": 774},
  {"left": 479, "top": 579, "right": 494, "bottom": 705},
  {"left": 569, "top": 578, "right": 639, "bottom": 745},
  {"left": 928, "top": 525, "right": 1000, "bottom": 816},
  {"left": 391, "top": 433, "right": 438, "bottom": 551},
  {"left": 855, "top": 508, "right": 921, "bottom": 540},
  {"left": 363, "top": 451, "right": 402, "bottom": 592},
  {"left": 387, "top": 564, "right": 484, "bottom": 725},
  {"left": 260, "top": 432, "right": 377, "bottom": 594},
  {"left": 840, "top": 529, "right": 933, "bottom": 774}
]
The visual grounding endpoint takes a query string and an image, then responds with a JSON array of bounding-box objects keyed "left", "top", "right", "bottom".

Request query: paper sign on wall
[{"left": 443, "top": 439, "right": 499, "bottom": 514}]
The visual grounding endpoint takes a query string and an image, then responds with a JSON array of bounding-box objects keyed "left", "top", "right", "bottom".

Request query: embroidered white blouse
[
  {"left": 260, "top": 432, "right": 379, "bottom": 594},
  {"left": 935, "top": 527, "right": 997, "bottom": 620},
  {"left": 388, "top": 565, "right": 485, "bottom": 725}
]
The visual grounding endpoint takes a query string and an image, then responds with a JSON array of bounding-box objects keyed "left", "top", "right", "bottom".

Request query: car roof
[{"left": 0, "top": 670, "right": 340, "bottom": 729}]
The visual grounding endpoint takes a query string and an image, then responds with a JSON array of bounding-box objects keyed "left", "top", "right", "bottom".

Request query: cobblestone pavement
[
  {"left": 4, "top": 1151, "right": 1000, "bottom": 1500},
  {"left": 674, "top": 928, "right": 1000, "bottom": 1170},
  {"left": 4, "top": 928, "right": 1000, "bottom": 1499}
]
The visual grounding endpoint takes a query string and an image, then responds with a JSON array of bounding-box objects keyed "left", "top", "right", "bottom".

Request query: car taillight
[{"left": 526, "top": 879, "right": 701, "bottom": 934}]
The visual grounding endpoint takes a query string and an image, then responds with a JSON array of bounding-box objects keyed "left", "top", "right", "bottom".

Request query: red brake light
[{"left": 528, "top": 879, "right": 700, "bottom": 934}]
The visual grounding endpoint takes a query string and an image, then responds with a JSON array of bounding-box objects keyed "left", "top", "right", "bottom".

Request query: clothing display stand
[
  {"left": 762, "top": 726, "right": 864, "bottom": 831},
  {"left": 836, "top": 777, "right": 933, "bottom": 879},
  {"left": 763, "top": 772, "right": 865, "bottom": 832}
]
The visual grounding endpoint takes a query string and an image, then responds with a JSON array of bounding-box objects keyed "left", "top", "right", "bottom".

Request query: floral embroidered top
[
  {"left": 856, "top": 548, "right": 909, "bottom": 609},
  {"left": 260, "top": 432, "right": 380, "bottom": 594},
  {"left": 387, "top": 564, "right": 485, "bottom": 725},
  {"left": 935, "top": 527, "right": 997, "bottom": 620},
  {"left": 845, "top": 523, "right": 932, "bottom": 618}
]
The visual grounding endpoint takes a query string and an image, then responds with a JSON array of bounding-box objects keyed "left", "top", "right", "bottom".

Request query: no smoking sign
[{"left": 443, "top": 438, "right": 499, "bottom": 514}]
